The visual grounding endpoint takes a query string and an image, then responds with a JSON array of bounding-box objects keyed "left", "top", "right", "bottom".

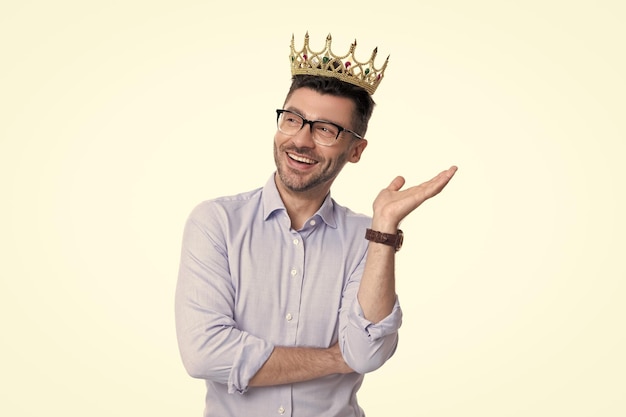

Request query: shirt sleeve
[
  {"left": 174, "top": 202, "right": 274, "bottom": 394},
  {"left": 338, "top": 250, "right": 403, "bottom": 374},
  {"left": 350, "top": 296, "right": 402, "bottom": 341}
]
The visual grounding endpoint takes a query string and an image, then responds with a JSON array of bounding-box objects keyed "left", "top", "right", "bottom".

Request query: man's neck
[{"left": 274, "top": 175, "right": 330, "bottom": 230}]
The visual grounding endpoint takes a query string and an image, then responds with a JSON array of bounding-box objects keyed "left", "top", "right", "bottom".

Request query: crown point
[{"left": 325, "top": 33, "right": 333, "bottom": 49}]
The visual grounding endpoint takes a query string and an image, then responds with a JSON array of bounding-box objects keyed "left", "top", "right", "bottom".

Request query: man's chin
[{"left": 277, "top": 170, "right": 319, "bottom": 193}]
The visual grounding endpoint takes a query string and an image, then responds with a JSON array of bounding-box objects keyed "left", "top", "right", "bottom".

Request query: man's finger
[
  {"left": 386, "top": 175, "right": 406, "bottom": 191},
  {"left": 426, "top": 166, "right": 458, "bottom": 195}
]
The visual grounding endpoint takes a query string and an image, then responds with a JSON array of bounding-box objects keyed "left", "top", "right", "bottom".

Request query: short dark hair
[{"left": 284, "top": 75, "right": 376, "bottom": 138}]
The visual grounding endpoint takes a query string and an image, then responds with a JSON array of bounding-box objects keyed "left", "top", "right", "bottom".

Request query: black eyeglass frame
[{"left": 275, "top": 109, "right": 364, "bottom": 145}]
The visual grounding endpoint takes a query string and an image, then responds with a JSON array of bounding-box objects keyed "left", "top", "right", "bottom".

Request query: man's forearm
[
  {"left": 357, "top": 218, "right": 398, "bottom": 323},
  {"left": 249, "top": 344, "right": 352, "bottom": 387},
  {"left": 359, "top": 167, "right": 457, "bottom": 323}
]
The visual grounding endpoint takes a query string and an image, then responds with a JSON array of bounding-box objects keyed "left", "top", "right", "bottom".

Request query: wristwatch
[{"left": 364, "top": 228, "right": 404, "bottom": 252}]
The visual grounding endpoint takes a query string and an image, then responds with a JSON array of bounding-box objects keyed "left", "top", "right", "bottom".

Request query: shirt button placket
[{"left": 287, "top": 230, "right": 304, "bottom": 346}]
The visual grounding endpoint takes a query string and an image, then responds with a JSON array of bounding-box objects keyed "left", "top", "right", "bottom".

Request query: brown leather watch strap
[{"left": 364, "top": 228, "right": 404, "bottom": 252}]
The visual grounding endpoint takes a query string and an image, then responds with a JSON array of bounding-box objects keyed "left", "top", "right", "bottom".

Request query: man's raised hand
[{"left": 371, "top": 166, "right": 458, "bottom": 232}]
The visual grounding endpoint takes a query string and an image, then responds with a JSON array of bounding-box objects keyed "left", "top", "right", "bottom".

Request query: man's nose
[{"left": 291, "top": 121, "right": 316, "bottom": 147}]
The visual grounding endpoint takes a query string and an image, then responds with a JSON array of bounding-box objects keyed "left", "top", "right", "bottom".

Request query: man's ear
[{"left": 349, "top": 139, "right": 368, "bottom": 163}]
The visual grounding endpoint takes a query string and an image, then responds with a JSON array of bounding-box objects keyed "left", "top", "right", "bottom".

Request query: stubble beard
[{"left": 273, "top": 142, "right": 349, "bottom": 193}]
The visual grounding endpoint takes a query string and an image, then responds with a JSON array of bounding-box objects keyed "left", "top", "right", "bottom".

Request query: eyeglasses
[{"left": 276, "top": 109, "right": 363, "bottom": 146}]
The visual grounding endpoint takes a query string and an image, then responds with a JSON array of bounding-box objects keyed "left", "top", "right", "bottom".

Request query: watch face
[{"left": 396, "top": 229, "right": 404, "bottom": 251}]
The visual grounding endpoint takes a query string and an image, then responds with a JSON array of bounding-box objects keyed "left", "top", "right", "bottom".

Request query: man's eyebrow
[
  {"left": 284, "top": 106, "right": 341, "bottom": 125},
  {"left": 284, "top": 106, "right": 304, "bottom": 116}
]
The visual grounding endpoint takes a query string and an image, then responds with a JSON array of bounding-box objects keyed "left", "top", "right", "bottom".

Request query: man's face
[{"left": 273, "top": 87, "right": 368, "bottom": 195}]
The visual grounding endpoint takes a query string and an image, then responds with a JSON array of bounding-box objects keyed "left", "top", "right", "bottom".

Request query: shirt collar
[{"left": 262, "top": 173, "right": 337, "bottom": 229}]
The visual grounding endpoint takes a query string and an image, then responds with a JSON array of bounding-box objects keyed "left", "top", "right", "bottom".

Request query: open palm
[{"left": 372, "top": 166, "right": 458, "bottom": 228}]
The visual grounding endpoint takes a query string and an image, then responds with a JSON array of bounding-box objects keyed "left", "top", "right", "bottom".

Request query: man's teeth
[{"left": 288, "top": 153, "right": 316, "bottom": 164}]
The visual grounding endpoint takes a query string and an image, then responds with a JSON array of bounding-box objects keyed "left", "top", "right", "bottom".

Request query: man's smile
[{"left": 287, "top": 152, "right": 318, "bottom": 166}]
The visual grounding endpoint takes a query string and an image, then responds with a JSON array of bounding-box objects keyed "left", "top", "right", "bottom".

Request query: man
[{"left": 175, "top": 33, "right": 457, "bottom": 416}]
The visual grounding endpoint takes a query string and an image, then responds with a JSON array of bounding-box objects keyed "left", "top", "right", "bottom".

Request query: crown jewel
[{"left": 290, "top": 32, "right": 389, "bottom": 95}]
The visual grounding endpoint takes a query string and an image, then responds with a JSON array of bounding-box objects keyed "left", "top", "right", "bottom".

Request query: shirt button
[
  {"left": 286, "top": 313, "right": 293, "bottom": 321},
  {"left": 291, "top": 268, "right": 297, "bottom": 276},
  {"left": 278, "top": 406, "right": 285, "bottom": 414},
  {"left": 310, "top": 220, "right": 316, "bottom": 226},
  {"left": 293, "top": 239, "right": 299, "bottom": 245}
]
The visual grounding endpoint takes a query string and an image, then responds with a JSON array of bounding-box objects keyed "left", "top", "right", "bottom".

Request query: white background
[{"left": 1, "top": 1, "right": 624, "bottom": 415}]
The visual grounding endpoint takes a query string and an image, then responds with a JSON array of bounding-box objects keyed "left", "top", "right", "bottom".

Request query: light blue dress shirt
[{"left": 175, "top": 174, "right": 402, "bottom": 417}]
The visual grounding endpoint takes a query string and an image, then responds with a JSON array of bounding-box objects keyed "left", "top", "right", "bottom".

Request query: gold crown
[{"left": 290, "top": 32, "right": 389, "bottom": 95}]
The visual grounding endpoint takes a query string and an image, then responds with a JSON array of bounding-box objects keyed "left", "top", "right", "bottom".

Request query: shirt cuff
[
  {"left": 351, "top": 296, "right": 402, "bottom": 341},
  {"left": 227, "top": 335, "right": 274, "bottom": 394}
]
